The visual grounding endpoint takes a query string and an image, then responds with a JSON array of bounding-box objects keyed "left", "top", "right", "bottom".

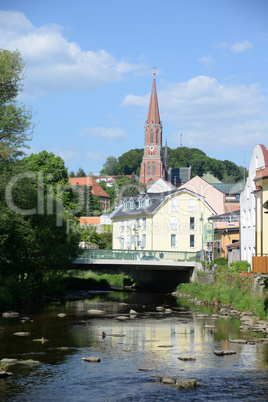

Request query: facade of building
[
  {"left": 240, "top": 144, "right": 268, "bottom": 265},
  {"left": 254, "top": 166, "right": 268, "bottom": 257},
  {"left": 111, "top": 188, "right": 216, "bottom": 253},
  {"left": 208, "top": 210, "right": 240, "bottom": 260},
  {"left": 69, "top": 176, "right": 111, "bottom": 212}
]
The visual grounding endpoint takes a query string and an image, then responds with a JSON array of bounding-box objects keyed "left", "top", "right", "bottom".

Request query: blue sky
[{"left": 1, "top": 0, "right": 268, "bottom": 175}]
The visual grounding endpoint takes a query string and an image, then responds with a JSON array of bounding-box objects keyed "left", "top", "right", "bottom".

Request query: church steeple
[
  {"left": 147, "top": 75, "right": 160, "bottom": 124},
  {"left": 140, "top": 75, "right": 168, "bottom": 187}
]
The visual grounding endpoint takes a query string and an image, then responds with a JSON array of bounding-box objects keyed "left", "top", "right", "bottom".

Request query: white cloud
[
  {"left": 122, "top": 75, "right": 268, "bottom": 152},
  {"left": 0, "top": 11, "right": 141, "bottom": 98},
  {"left": 79, "top": 126, "right": 129, "bottom": 140},
  {"left": 198, "top": 56, "right": 214, "bottom": 67},
  {"left": 217, "top": 40, "right": 253, "bottom": 53}
]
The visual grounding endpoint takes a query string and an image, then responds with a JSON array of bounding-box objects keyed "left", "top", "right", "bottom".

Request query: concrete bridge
[{"left": 73, "top": 249, "right": 199, "bottom": 292}]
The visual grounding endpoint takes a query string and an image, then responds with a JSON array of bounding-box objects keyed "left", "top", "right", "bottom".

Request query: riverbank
[{"left": 172, "top": 290, "right": 268, "bottom": 338}]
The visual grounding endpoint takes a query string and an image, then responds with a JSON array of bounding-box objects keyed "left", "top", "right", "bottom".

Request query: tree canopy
[
  {"left": 100, "top": 146, "right": 245, "bottom": 183},
  {"left": 0, "top": 49, "right": 33, "bottom": 164}
]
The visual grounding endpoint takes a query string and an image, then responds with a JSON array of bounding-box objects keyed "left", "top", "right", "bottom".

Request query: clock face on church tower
[{"left": 150, "top": 146, "right": 154, "bottom": 151}]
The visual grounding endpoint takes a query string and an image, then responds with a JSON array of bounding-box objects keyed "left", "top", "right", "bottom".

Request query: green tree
[
  {"left": 22, "top": 150, "right": 68, "bottom": 183},
  {"left": 0, "top": 162, "right": 80, "bottom": 284},
  {"left": 117, "top": 148, "right": 143, "bottom": 175},
  {"left": 100, "top": 156, "right": 119, "bottom": 175},
  {"left": 0, "top": 49, "right": 33, "bottom": 164},
  {"left": 76, "top": 167, "right": 86, "bottom": 177},
  {"left": 73, "top": 185, "right": 102, "bottom": 217},
  {"left": 99, "top": 181, "right": 116, "bottom": 208}
]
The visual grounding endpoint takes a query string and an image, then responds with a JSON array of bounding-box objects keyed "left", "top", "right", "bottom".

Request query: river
[{"left": 0, "top": 291, "right": 267, "bottom": 401}]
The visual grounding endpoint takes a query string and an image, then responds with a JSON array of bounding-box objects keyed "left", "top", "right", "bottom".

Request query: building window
[
  {"left": 152, "top": 162, "right": 156, "bottom": 176},
  {"left": 120, "top": 220, "right": 124, "bottom": 233},
  {"left": 135, "top": 218, "right": 140, "bottom": 231},
  {"left": 126, "top": 235, "right": 130, "bottom": 248},
  {"left": 171, "top": 197, "right": 178, "bottom": 212},
  {"left": 156, "top": 130, "right": 159, "bottom": 143},
  {"left": 171, "top": 216, "right": 177, "bottom": 230},
  {"left": 130, "top": 200, "right": 135, "bottom": 209},
  {"left": 126, "top": 219, "right": 130, "bottom": 232},
  {"left": 142, "top": 217, "right": 146, "bottom": 231},
  {"left": 147, "top": 162, "right": 151, "bottom": 176},
  {"left": 190, "top": 217, "right": 196, "bottom": 230},
  {"left": 171, "top": 234, "right": 177, "bottom": 248},
  {"left": 188, "top": 199, "right": 195, "bottom": 213},
  {"left": 141, "top": 234, "right": 146, "bottom": 248},
  {"left": 120, "top": 236, "right": 124, "bottom": 249},
  {"left": 190, "top": 234, "right": 195, "bottom": 248},
  {"left": 139, "top": 199, "right": 144, "bottom": 208},
  {"left": 150, "top": 130, "right": 154, "bottom": 143}
]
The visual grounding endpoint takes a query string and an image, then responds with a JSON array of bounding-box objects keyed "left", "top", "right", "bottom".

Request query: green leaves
[{"left": 0, "top": 49, "right": 33, "bottom": 163}]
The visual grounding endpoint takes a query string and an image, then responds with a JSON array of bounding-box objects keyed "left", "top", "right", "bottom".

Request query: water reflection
[{"left": 0, "top": 292, "right": 267, "bottom": 401}]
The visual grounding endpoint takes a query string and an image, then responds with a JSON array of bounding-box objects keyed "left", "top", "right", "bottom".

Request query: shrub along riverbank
[
  {"left": 0, "top": 270, "right": 134, "bottom": 308},
  {"left": 177, "top": 261, "right": 268, "bottom": 320}
]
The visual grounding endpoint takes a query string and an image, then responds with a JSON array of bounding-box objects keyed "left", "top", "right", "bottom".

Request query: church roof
[{"left": 147, "top": 76, "right": 160, "bottom": 124}]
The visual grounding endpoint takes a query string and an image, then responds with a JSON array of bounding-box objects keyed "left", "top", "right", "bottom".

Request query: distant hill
[{"left": 100, "top": 146, "right": 246, "bottom": 183}]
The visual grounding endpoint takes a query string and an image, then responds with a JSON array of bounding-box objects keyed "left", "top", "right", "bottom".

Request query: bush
[{"left": 228, "top": 260, "right": 251, "bottom": 274}]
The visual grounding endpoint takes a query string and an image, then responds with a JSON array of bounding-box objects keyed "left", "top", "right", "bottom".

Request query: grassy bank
[
  {"left": 177, "top": 265, "right": 268, "bottom": 320},
  {"left": 0, "top": 270, "right": 134, "bottom": 308}
]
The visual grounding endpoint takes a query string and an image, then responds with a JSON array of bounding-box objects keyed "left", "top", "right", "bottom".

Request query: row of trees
[
  {"left": 0, "top": 49, "right": 112, "bottom": 305},
  {"left": 100, "top": 147, "right": 245, "bottom": 183}
]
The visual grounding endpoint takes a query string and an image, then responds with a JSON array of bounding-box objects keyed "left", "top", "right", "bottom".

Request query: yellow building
[
  {"left": 111, "top": 188, "right": 216, "bottom": 253},
  {"left": 252, "top": 166, "right": 268, "bottom": 273}
]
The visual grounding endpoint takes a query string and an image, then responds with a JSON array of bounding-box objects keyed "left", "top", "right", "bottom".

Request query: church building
[{"left": 140, "top": 74, "right": 169, "bottom": 187}]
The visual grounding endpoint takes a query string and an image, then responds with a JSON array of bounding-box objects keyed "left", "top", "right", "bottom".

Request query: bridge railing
[{"left": 77, "top": 249, "right": 198, "bottom": 262}]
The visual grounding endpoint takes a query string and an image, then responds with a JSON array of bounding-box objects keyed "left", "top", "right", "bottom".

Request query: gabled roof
[
  {"left": 69, "top": 177, "right": 110, "bottom": 198},
  {"left": 147, "top": 178, "right": 176, "bottom": 194},
  {"left": 202, "top": 172, "right": 222, "bottom": 184},
  {"left": 111, "top": 187, "right": 216, "bottom": 220}
]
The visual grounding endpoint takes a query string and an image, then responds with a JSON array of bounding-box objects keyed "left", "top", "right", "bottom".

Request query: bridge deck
[{"left": 74, "top": 258, "right": 195, "bottom": 271}]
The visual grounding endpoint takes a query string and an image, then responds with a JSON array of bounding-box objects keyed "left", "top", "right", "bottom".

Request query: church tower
[{"left": 140, "top": 75, "right": 167, "bottom": 186}]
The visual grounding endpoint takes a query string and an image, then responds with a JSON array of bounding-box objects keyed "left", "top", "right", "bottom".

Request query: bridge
[{"left": 73, "top": 249, "right": 200, "bottom": 292}]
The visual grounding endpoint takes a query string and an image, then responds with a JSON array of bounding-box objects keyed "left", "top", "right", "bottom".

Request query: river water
[{"left": 0, "top": 291, "right": 267, "bottom": 401}]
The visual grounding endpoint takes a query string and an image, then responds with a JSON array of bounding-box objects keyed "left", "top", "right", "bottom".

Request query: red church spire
[{"left": 147, "top": 74, "right": 160, "bottom": 124}]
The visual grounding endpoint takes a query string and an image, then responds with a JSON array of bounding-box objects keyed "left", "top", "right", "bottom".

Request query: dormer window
[{"left": 139, "top": 200, "right": 144, "bottom": 208}]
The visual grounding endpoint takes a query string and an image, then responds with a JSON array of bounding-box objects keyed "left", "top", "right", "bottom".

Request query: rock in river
[
  {"left": 214, "top": 349, "right": 236, "bottom": 356},
  {"left": 82, "top": 357, "right": 101, "bottom": 363},
  {"left": 176, "top": 378, "right": 197, "bottom": 389},
  {"left": 0, "top": 369, "right": 13, "bottom": 378},
  {"left": 12, "top": 332, "right": 30, "bottom": 336},
  {"left": 178, "top": 356, "right": 196, "bottom": 361}
]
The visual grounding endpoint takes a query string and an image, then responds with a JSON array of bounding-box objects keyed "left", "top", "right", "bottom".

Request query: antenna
[
  {"left": 243, "top": 153, "right": 246, "bottom": 183},
  {"left": 180, "top": 130, "right": 182, "bottom": 147}
]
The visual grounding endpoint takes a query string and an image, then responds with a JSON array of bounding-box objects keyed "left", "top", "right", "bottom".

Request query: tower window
[
  {"left": 152, "top": 162, "right": 156, "bottom": 175},
  {"left": 150, "top": 130, "right": 154, "bottom": 143},
  {"left": 156, "top": 130, "right": 159, "bottom": 143},
  {"left": 147, "top": 162, "right": 151, "bottom": 176}
]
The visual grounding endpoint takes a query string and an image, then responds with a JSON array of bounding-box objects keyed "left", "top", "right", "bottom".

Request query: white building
[{"left": 240, "top": 144, "right": 268, "bottom": 265}]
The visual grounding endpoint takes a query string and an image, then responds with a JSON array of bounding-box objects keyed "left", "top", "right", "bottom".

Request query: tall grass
[{"left": 177, "top": 266, "right": 268, "bottom": 320}]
